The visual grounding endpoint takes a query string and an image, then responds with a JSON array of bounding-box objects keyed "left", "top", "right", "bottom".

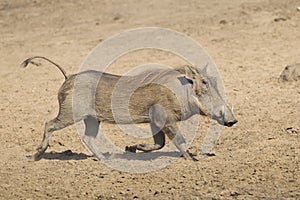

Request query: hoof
[
  {"left": 200, "top": 152, "right": 216, "bottom": 157},
  {"left": 181, "top": 150, "right": 198, "bottom": 161},
  {"left": 191, "top": 156, "right": 199, "bottom": 162},
  {"left": 183, "top": 154, "right": 198, "bottom": 162},
  {"left": 32, "top": 152, "right": 43, "bottom": 161},
  {"left": 26, "top": 153, "right": 44, "bottom": 161},
  {"left": 33, "top": 148, "right": 46, "bottom": 161},
  {"left": 187, "top": 150, "right": 199, "bottom": 161},
  {"left": 125, "top": 145, "right": 137, "bottom": 153},
  {"left": 36, "top": 146, "right": 42, "bottom": 151}
]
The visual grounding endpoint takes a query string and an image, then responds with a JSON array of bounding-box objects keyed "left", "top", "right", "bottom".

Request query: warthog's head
[{"left": 184, "top": 65, "right": 238, "bottom": 127}]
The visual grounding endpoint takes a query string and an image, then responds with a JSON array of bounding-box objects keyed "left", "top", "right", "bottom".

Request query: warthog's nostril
[{"left": 226, "top": 119, "right": 238, "bottom": 127}]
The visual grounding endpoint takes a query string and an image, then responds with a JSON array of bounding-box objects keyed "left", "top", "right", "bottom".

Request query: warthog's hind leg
[
  {"left": 33, "top": 117, "right": 73, "bottom": 161},
  {"left": 125, "top": 123, "right": 165, "bottom": 153},
  {"left": 126, "top": 104, "right": 166, "bottom": 153}
]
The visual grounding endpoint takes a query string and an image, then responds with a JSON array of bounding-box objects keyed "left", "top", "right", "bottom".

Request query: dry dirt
[{"left": 0, "top": 0, "right": 299, "bottom": 199}]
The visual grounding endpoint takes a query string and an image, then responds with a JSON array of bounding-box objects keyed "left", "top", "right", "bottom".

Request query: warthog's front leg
[{"left": 163, "top": 124, "right": 197, "bottom": 161}]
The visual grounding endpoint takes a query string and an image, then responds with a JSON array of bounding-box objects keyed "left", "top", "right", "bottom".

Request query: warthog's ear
[
  {"left": 200, "top": 63, "right": 209, "bottom": 75},
  {"left": 184, "top": 65, "right": 199, "bottom": 81}
]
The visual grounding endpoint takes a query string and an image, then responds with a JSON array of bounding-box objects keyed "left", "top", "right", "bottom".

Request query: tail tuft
[{"left": 21, "top": 58, "right": 31, "bottom": 68}]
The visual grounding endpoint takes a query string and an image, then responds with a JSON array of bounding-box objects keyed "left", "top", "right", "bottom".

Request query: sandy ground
[{"left": 0, "top": 0, "right": 299, "bottom": 199}]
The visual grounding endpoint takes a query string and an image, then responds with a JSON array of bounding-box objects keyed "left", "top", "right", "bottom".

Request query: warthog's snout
[
  {"left": 214, "top": 115, "right": 238, "bottom": 127},
  {"left": 213, "top": 105, "right": 238, "bottom": 127},
  {"left": 223, "top": 105, "right": 238, "bottom": 127}
]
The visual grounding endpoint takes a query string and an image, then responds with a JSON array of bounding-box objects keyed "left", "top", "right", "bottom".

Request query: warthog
[
  {"left": 279, "top": 63, "right": 300, "bottom": 82},
  {"left": 22, "top": 56, "right": 237, "bottom": 161}
]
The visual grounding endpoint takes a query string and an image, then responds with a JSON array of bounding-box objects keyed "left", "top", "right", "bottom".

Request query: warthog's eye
[
  {"left": 285, "top": 66, "right": 289, "bottom": 70},
  {"left": 202, "top": 79, "right": 209, "bottom": 87}
]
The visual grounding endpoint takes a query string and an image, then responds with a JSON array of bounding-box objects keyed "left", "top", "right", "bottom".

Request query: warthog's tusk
[
  {"left": 221, "top": 105, "right": 225, "bottom": 117},
  {"left": 193, "top": 96, "right": 209, "bottom": 115}
]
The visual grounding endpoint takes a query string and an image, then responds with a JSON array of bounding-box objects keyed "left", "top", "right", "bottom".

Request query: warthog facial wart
[{"left": 22, "top": 56, "right": 237, "bottom": 161}]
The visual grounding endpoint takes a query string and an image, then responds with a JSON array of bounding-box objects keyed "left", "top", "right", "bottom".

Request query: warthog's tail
[{"left": 21, "top": 56, "right": 68, "bottom": 80}]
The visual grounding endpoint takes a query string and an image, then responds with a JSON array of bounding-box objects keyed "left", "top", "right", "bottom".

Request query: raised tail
[{"left": 21, "top": 56, "right": 68, "bottom": 80}]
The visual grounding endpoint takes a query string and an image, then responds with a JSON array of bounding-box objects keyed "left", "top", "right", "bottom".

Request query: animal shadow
[{"left": 40, "top": 150, "right": 91, "bottom": 160}]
